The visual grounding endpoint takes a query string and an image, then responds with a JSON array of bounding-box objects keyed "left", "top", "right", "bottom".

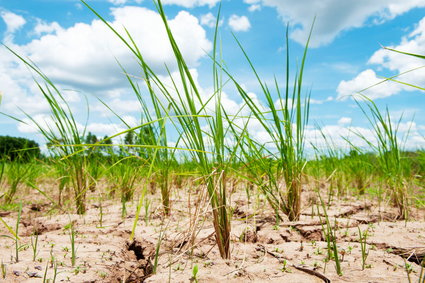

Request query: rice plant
[
  {"left": 311, "top": 126, "right": 346, "bottom": 200},
  {"left": 121, "top": 65, "right": 175, "bottom": 216},
  {"left": 0, "top": 2, "right": 424, "bottom": 282},
  {"left": 108, "top": 155, "right": 141, "bottom": 217},
  {"left": 355, "top": 97, "right": 409, "bottom": 219},
  {"left": 317, "top": 193, "right": 342, "bottom": 276},
  {"left": 3, "top": 158, "right": 34, "bottom": 204},
  {"left": 52, "top": 158, "right": 70, "bottom": 206},
  {"left": 81, "top": 0, "right": 236, "bottom": 259},
  {"left": 226, "top": 23, "right": 313, "bottom": 221},
  {"left": 0, "top": 159, "right": 6, "bottom": 200},
  {"left": 5, "top": 47, "right": 91, "bottom": 214},
  {"left": 358, "top": 226, "right": 370, "bottom": 270},
  {"left": 344, "top": 148, "right": 373, "bottom": 195},
  {"left": 84, "top": 135, "right": 105, "bottom": 193}
]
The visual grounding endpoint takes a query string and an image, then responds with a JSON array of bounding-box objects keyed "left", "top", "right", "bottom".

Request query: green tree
[
  {"left": 137, "top": 126, "right": 156, "bottom": 159},
  {"left": 0, "top": 135, "right": 40, "bottom": 161},
  {"left": 124, "top": 131, "right": 135, "bottom": 145},
  {"left": 84, "top": 132, "right": 98, "bottom": 155},
  {"left": 84, "top": 132, "right": 98, "bottom": 144},
  {"left": 101, "top": 135, "right": 113, "bottom": 155},
  {"left": 120, "top": 131, "right": 135, "bottom": 156}
]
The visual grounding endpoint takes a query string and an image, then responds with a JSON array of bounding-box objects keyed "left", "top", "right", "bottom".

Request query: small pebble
[
  {"left": 13, "top": 270, "right": 21, "bottom": 276},
  {"left": 27, "top": 272, "right": 42, "bottom": 278},
  {"left": 34, "top": 265, "right": 42, "bottom": 270}
]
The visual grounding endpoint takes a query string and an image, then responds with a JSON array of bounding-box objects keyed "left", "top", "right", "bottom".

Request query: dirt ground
[{"left": 0, "top": 183, "right": 424, "bottom": 282}]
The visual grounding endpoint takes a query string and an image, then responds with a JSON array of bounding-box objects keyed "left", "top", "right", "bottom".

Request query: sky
[{"left": 0, "top": 0, "right": 425, "bottom": 153}]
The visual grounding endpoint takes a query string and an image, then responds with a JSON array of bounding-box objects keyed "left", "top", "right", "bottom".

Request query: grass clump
[
  {"left": 5, "top": 47, "right": 91, "bottom": 214},
  {"left": 228, "top": 23, "right": 313, "bottom": 221},
  {"left": 356, "top": 98, "right": 409, "bottom": 219}
]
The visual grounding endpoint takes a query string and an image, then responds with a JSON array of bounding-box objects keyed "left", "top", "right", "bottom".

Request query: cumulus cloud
[
  {"left": 108, "top": 0, "right": 128, "bottom": 5},
  {"left": 86, "top": 122, "right": 127, "bottom": 136},
  {"left": 200, "top": 12, "right": 223, "bottom": 28},
  {"left": 17, "top": 7, "right": 211, "bottom": 90},
  {"left": 17, "top": 112, "right": 135, "bottom": 143},
  {"left": 17, "top": 113, "right": 85, "bottom": 135},
  {"left": 338, "top": 117, "right": 352, "bottom": 126},
  {"left": 107, "top": 0, "right": 143, "bottom": 5},
  {"left": 17, "top": 114, "right": 53, "bottom": 134},
  {"left": 305, "top": 124, "right": 375, "bottom": 151},
  {"left": 337, "top": 16, "right": 425, "bottom": 100},
  {"left": 0, "top": 11, "right": 26, "bottom": 34},
  {"left": 0, "top": 6, "right": 212, "bottom": 122},
  {"left": 368, "top": 16, "right": 425, "bottom": 87},
  {"left": 161, "top": 0, "right": 220, "bottom": 8},
  {"left": 244, "top": 0, "right": 425, "bottom": 47},
  {"left": 153, "top": 67, "right": 246, "bottom": 116},
  {"left": 336, "top": 69, "right": 403, "bottom": 100},
  {"left": 0, "top": 6, "right": 222, "bottom": 144},
  {"left": 33, "top": 19, "right": 63, "bottom": 36},
  {"left": 228, "top": 15, "right": 251, "bottom": 32},
  {"left": 1, "top": 11, "right": 26, "bottom": 43},
  {"left": 248, "top": 4, "right": 261, "bottom": 12},
  {"left": 305, "top": 122, "right": 425, "bottom": 152},
  {"left": 91, "top": 97, "right": 142, "bottom": 119},
  {"left": 0, "top": 44, "right": 52, "bottom": 115}
]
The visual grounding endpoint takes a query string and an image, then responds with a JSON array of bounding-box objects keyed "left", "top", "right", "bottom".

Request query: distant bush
[{"left": 0, "top": 135, "right": 40, "bottom": 161}]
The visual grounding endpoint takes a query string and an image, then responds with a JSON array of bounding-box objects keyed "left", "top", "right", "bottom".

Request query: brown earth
[{"left": 0, "top": 183, "right": 424, "bottom": 282}]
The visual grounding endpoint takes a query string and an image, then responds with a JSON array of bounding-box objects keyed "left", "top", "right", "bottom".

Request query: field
[
  {"left": 0, "top": 154, "right": 424, "bottom": 282},
  {"left": 1, "top": 0, "right": 425, "bottom": 282}
]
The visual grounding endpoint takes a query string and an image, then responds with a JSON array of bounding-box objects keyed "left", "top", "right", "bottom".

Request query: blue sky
[{"left": 1, "top": 0, "right": 425, "bottom": 151}]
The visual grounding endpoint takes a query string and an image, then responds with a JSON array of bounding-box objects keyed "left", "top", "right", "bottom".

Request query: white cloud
[
  {"left": 231, "top": 114, "right": 425, "bottom": 153},
  {"left": 338, "top": 117, "right": 352, "bottom": 126},
  {"left": 336, "top": 69, "right": 403, "bottom": 100},
  {"left": 0, "top": 6, "right": 218, "bottom": 144},
  {"left": 92, "top": 98, "right": 142, "bottom": 117},
  {"left": 154, "top": 68, "right": 245, "bottom": 116},
  {"left": 369, "top": 22, "right": 425, "bottom": 72},
  {"left": 17, "top": 112, "right": 137, "bottom": 140},
  {"left": 86, "top": 122, "right": 126, "bottom": 136},
  {"left": 273, "top": 98, "right": 294, "bottom": 110},
  {"left": 305, "top": 117, "right": 425, "bottom": 152},
  {"left": 249, "top": 0, "right": 425, "bottom": 47},
  {"left": 228, "top": 15, "right": 251, "bottom": 32},
  {"left": 33, "top": 19, "right": 63, "bottom": 36},
  {"left": 244, "top": 1, "right": 262, "bottom": 12},
  {"left": 0, "top": 11, "right": 26, "bottom": 34},
  {"left": 248, "top": 4, "right": 261, "bottom": 12},
  {"left": 396, "top": 121, "right": 417, "bottom": 133},
  {"left": 368, "top": 16, "right": 425, "bottom": 88},
  {"left": 108, "top": 0, "right": 128, "bottom": 5},
  {"left": 310, "top": 96, "right": 334, "bottom": 104},
  {"left": 0, "top": 45, "right": 51, "bottom": 115},
  {"left": 161, "top": 0, "right": 220, "bottom": 8},
  {"left": 107, "top": 0, "right": 143, "bottom": 4},
  {"left": 17, "top": 114, "right": 85, "bottom": 135},
  {"left": 200, "top": 12, "right": 223, "bottom": 28},
  {"left": 17, "top": 114, "right": 52, "bottom": 134},
  {"left": 337, "top": 16, "right": 425, "bottom": 100},
  {"left": 305, "top": 124, "right": 376, "bottom": 151},
  {"left": 19, "top": 7, "right": 211, "bottom": 90},
  {"left": 122, "top": 115, "right": 138, "bottom": 127},
  {"left": 1, "top": 11, "right": 26, "bottom": 43}
]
